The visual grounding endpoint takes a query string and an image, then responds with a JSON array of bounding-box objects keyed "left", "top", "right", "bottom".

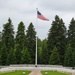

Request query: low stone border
[{"left": 0, "top": 66, "right": 75, "bottom": 75}]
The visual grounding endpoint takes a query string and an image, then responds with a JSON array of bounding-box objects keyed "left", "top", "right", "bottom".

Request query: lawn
[
  {"left": 0, "top": 70, "right": 31, "bottom": 75},
  {"left": 41, "top": 71, "right": 70, "bottom": 75}
]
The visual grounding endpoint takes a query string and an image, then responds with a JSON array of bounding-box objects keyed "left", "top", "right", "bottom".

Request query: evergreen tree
[
  {"left": 7, "top": 48, "right": 15, "bottom": 65},
  {"left": 47, "top": 15, "right": 66, "bottom": 64},
  {"left": 41, "top": 38, "right": 48, "bottom": 64},
  {"left": 72, "top": 50, "right": 75, "bottom": 67},
  {"left": 16, "top": 21, "right": 26, "bottom": 50},
  {"left": 0, "top": 31, "right": 1, "bottom": 41},
  {"left": 0, "top": 44, "right": 7, "bottom": 65},
  {"left": 68, "top": 18, "right": 75, "bottom": 47},
  {"left": 1, "top": 18, "right": 14, "bottom": 65},
  {"left": 21, "top": 48, "right": 31, "bottom": 64},
  {"left": 64, "top": 44, "right": 73, "bottom": 67},
  {"left": 49, "top": 47, "right": 60, "bottom": 65},
  {"left": 0, "top": 31, "right": 2, "bottom": 64},
  {"left": 26, "top": 22, "right": 36, "bottom": 64},
  {"left": 67, "top": 18, "right": 75, "bottom": 67},
  {"left": 15, "top": 44, "right": 22, "bottom": 64},
  {"left": 15, "top": 21, "right": 26, "bottom": 64}
]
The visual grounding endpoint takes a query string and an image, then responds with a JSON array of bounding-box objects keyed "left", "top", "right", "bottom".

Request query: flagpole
[
  {"left": 35, "top": 8, "right": 38, "bottom": 67},
  {"left": 35, "top": 9, "right": 49, "bottom": 67}
]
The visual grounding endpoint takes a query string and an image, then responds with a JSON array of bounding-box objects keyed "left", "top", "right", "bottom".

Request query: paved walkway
[{"left": 29, "top": 70, "right": 42, "bottom": 75}]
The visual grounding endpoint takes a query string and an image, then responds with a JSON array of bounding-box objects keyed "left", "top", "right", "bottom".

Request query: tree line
[{"left": 0, "top": 15, "right": 75, "bottom": 67}]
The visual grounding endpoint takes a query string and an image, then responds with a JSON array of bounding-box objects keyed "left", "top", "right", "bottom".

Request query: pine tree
[
  {"left": 0, "top": 31, "right": 1, "bottom": 41},
  {"left": 7, "top": 48, "right": 15, "bottom": 65},
  {"left": 0, "top": 31, "right": 2, "bottom": 64},
  {"left": 67, "top": 18, "right": 75, "bottom": 67},
  {"left": 16, "top": 21, "right": 26, "bottom": 50},
  {"left": 41, "top": 38, "right": 48, "bottom": 64},
  {"left": 49, "top": 47, "right": 60, "bottom": 65},
  {"left": 21, "top": 48, "right": 31, "bottom": 64},
  {"left": 47, "top": 15, "right": 66, "bottom": 64},
  {"left": 72, "top": 50, "right": 75, "bottom": 67},
  {"left": 15, "top": 21, "right": 26, "bottom": 64},
  {"left": 68, "top": 18, "right": 75, "bottom": 46},
  {"left": 0, "top": 44, "right": 7, "bottom": 65},
  {"left": 15, "top": 44, "right": 22, "bottom": 64},
  {"left": 1, "top": 18, "right": 14, "bottom": 65},
  {"left": 26, "top": 22, "right": 36, "bottom": 64},
  {"left": 64, "top": 44, "right": 73, "bottom": 67}
]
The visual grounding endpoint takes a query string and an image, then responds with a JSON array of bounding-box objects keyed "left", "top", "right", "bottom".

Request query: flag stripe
[{"left": 37, "top": 11, "right": 49, "bottom": 21}]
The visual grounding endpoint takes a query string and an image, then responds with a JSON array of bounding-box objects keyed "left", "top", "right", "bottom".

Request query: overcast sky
[{"left": 0, "top": 0, "right": 75, "bottom": 40}]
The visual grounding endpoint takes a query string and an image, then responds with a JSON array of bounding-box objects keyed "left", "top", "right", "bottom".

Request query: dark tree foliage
[
  {"left": 72, "top": 50, "right": 75, "bottom": 67},
  {"left": 7, "top": 48, "right": 15, "bottom": 65},
  {"left": 15, "top": 21, "right": 26, "bottom": 64},
  {"left": 0, "top": 31, "right": 1, "bottom": 41},
  {"left": 0, "top": 17, "right": 75, "bottom": 66},
  {"left": 64, "top": 44, "right": 73, "bottom": 67},
  {"left": 67, "top": 18, "right": 75, "bottom": 67},
  {"left": 68, "top": 18, "right": 75, "bottom": 50},
  {"left": 2, "top": 18, "right": 14, "bottom": 52},
  {"left": 26, "top": 22, "right": 36, "bottom": 64},
  {"left": 0, "top": 31, "right": 2, "bottom": 64},
  {"left": 47, "top": 15, "right": 66, "bottom": 64},
  {"left": 21, "top": 48, "right": 32, "bottom": 64},
  {"left": 1, "top": 18, "right": 14, "bottom": 65},
  {"left": 16, "top": 21, "right": 26, "bottom": 50},
  {"left": 15, "top": 44, "right": 22, "bottom": 64},
  {"left": 0, "top": 44, "right": 7, "bottom": 65},
  {"left": 49, "top": 47, "right": 60, "bottom": 65},
  {"left": 41, "top": 38, "right": 48, "bottom": 64},
  {"left": 68, "top": 18, "right": 75, "bottom": 43}
]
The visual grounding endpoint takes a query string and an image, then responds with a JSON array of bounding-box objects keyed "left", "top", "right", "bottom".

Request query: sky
[{"left": 0, "top": 0, "right": 75, "bottom": 40}]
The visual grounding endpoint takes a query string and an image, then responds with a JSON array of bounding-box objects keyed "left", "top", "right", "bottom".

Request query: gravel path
[{"left": 29, "top": 70, "right": 42, "bottom": 75}]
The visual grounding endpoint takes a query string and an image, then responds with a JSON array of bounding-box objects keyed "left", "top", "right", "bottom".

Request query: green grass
[
  {"left": 0, "top": 70, "right": 31, "bottom": 75},
  {"left": 41, "top": 71, "right": 70, "bottom": 75}
]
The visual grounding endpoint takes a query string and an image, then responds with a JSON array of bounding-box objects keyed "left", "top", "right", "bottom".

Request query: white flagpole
[{"left": 35, "top": 8, "right": 38, "bottom": 67}]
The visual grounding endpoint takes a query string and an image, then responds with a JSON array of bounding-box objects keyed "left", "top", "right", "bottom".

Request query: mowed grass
[
  {"left": 41, "top": 71, "right": 70, "bottom": 75},
  {"left": 0, "top": 70, "right": 31, "bottom": 75}
]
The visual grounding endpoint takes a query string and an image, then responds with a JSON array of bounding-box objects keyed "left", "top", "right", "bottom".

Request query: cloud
[
  {"left": 0, "top": 0, "right": 75, "bottom": 39},
  {"left": 39, "top": 0, "right": 75, "bottom": 12}
]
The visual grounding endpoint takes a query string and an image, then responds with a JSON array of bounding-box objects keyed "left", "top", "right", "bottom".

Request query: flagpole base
[{"left": 35, "top": 65, "right": 37, "bottom": 67}]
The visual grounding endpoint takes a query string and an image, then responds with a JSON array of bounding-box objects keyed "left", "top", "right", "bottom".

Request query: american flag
[{"left": 37, "top": 10, "right": 49, "bottom": 21}]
